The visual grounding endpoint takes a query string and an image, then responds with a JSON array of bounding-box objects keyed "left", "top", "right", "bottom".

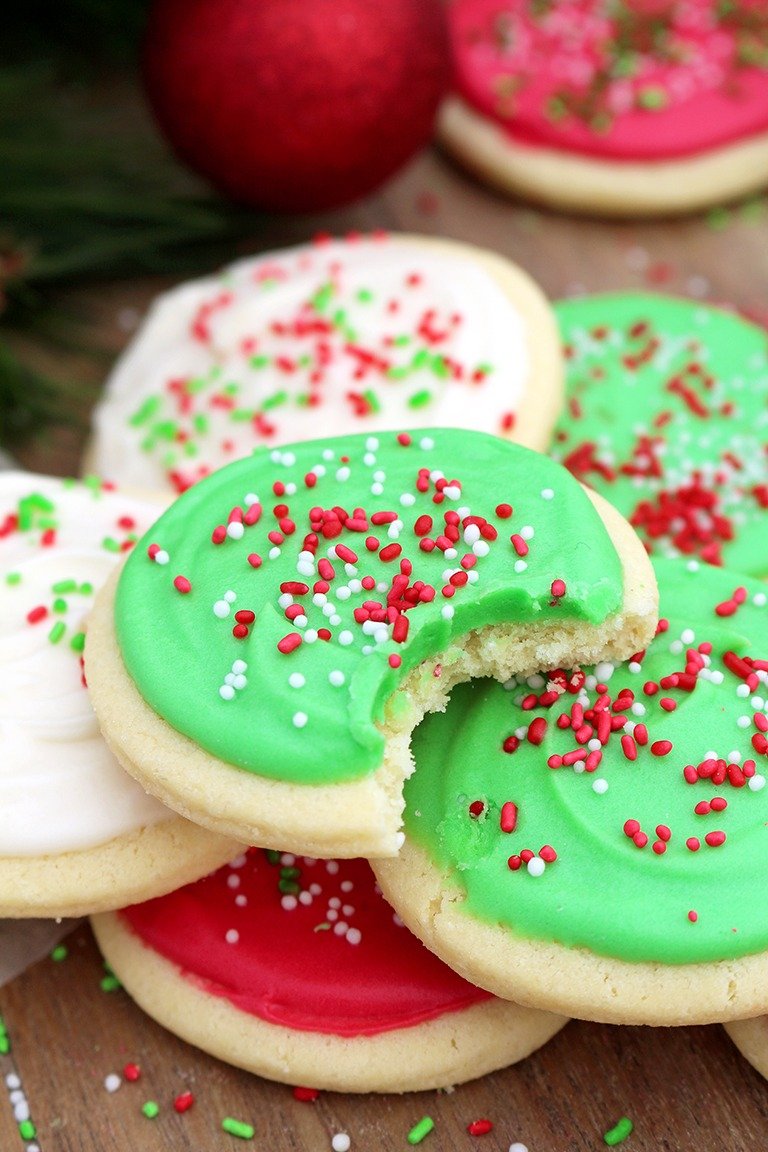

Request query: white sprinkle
[
  {"left": 5, "top": 1075, "right": 20, "bottom": 1089},
  {"left": 326, "top": 860, "right": 340, "bottom": 874},
  {"left": 235, "top": 894, "right": 247, "bottom": 907},
  {"left": 630, "top": 702, "right": 646, "bottom": 716},
  {"left": 225, "top": 929, "right": 239, "bottom": 944},
  {"left": 232, "top": 674, "right": 247, "bottom": 690},
  {"left": 593, "top": 778, "right": 609, "bottom": 794},
  {"left": 213, "top": 599, "right": 231, "bottom": 618},
  {"left": 219, "top": 685, "right": 235, "bottom": 700},
  {"left": 441, "top": 605, "right": 455, "bottom": 620},
  {"left": 224, "top": 590, "right": 237, "bottom": 603},
  {"left": 336, "top": 466, "right": 351, "bottom": 482},
  {"left": 297, "top": 560, "right": 314, "bottom": 577},
  {"left": 293, "top": 615, "right": 308, "bottom": 628},
  {"left": 754, "top": 592, "right": 767, "bottom": 607},
  {"left": 366, "top": 436, "right": 379, "bottom": 450},
  {"left": 371, "top": 483, "right": 384, "bottom": 496},
  {"left": 269, "top": 546, "right": 281, "bottom": 559},
  {"left": 340, "top": 880, "right": 354, "bottom": 892},
  {"left": 230, "top": 853, "right": 247, "bottom": 868},
  {"left": 332, "top": 1135, "right": 351, "bottom": 1152},
  {"left": 289, "top": 673, "right": 305, "bottom": 689},
  {"left": 729, "top": 750, "right": 742, "bottom": 763},
  {"left": 104, "top": 1074, "right": 121, "bottom": 1094},
  {"left": 304, "top": 630, "right": 318, "bottom": 643},
  {"left": 419, "top": 437, "right": 434, "bottom": 450},
  {"left": 227, "top": 874, "right": 240, "bottom": 889},
  {"left": 400, "top": 493, "right": 416, "bottom": 507},
  {"left": 737, "top": 716, "right": 752, "bottom": 728},
  {"left": 514, "top": 560, "right": 528, "bottom": 573},
  {"left": 527, "top": 857, "right": 546, "bottom": 877},
  {"left": 232, "top": 659, "right": 247, "bottom": 674},
  {"left": 346, "top": 928, "right": 362, "bottom": 945},
  {"left": 293, "top": 712, "right": 308, "bottom": 728},
  {"left": 278, "top": 593, "right": 294, "bottom": 609},
  {"left": 541, "top": 488, "right": 554, "bottom": 500},
  {"left": 322, "top": 448, "right": 334, "bottom": 461},
  {"left": 749, "top": 775, "right": 766, "bottom": 791},
  {"left": 154, "top": 549, "right": 169, "bottom": 565},
  {"left": 333, "top": 922, "right": 348, "bottom": 936},
  {"left": 443, "top": 485, "right": 461, "bottom": 500},
  {"left": 681, "top": 628, "right": 695, "bottom": 644},
  {"left": 299, "top": 891, "right": 312, "bottom": 906},
  {"left": 669, "top": 640, "right": 683, "bottom": 655},
  {"left": 281, "top": 895, "right": 298, "bottom": 911},
  {"left": 628, "top": 661, "right": 642, "bottom": 674},
  {"left": 519, "top": 525, "right": 534, "bottom": 540},
  {"left": 226, "top": 522, "right": 244, "bottom": 540},
  {"left": 737, "top": 684, "right": 751, "bottom": 698},
  {"left": 473, "top": 540, "right": 490, "bottom": 557},
  {"left": 245, "top": 493, "right": 258, "bottom": 505},
  {"left": 464, "top": 524, "right": 481, "bottom": 546},
  {"left": 509, "top": 1143, "right": 529, "bottom": 1152},
  {"left": 339, "top": 630, "right": 354, "bottom": 646},
  {"left": 313, "top": 592, "right": 327, "bottom": 607},
  {"left": 329, "top": 670, "right": 345, "bottom": 686}
]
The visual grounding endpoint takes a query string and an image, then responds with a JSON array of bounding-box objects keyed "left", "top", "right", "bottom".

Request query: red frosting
[
  {"left": 119, "top": 850, "right": 492, "bottom": 1037},
  {"left": 449, "top": 0, "right": 768, "bottom": 161}
]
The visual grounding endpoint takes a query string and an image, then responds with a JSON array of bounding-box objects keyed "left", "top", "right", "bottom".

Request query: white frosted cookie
[
  {"left": 88, "top": 233, "right": 562, "bottom": 492},
  {"left": 441, "top": 1, "right": 768, "bottom": 216},
  {"left": 0, "top": 473, "right": 238, "bottom": 917},
  {"left": 85, "top": 428, "right": 657, "bottom": 858},
  {"left": 92, "top": 851, "right": 567, "bottom": 1092},
  {"left": 376, "top": 558, "right": 768, "bottom": 1027}
]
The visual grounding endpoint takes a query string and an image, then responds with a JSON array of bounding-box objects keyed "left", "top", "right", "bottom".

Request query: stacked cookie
[{"left": 5, "top": 233, "right": 767, "bottom": 1093}]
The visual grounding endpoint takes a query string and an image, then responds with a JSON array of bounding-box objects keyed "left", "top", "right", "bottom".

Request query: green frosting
[
  {"left": 115, "top": 428, "right": 623, "bottom": 785},
  {"left": 405, "top": 557, "right": 768, "bottom": 965},
  {"left": 552, "top": 294, "right": 768, "bottom": 577}
]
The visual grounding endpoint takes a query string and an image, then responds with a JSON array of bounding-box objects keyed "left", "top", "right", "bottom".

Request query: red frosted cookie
[
  {"left": 91, "top": 850, "right": 567, "bottom": 1092},
  {"left": 441, "top": 0, "right": 768, "bottom": 215}
]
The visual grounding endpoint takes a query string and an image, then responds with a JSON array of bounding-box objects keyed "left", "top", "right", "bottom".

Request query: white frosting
[
  {"left": 0, "top": 473, "right": 171, "bottom": 856},
  {"left": 91, "top": 236, "right": 530, "bottom": 492}
]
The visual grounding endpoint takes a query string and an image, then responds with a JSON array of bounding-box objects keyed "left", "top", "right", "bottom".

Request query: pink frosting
[
  {"left": 449, "top": 0, "right": 768, "bottom": 160},
  {"left": 119, "top": 851, "right": 492, "bottom": 1037}
]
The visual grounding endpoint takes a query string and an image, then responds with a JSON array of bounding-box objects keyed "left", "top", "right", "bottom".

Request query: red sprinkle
[
  {"left": 123, "top": 1063, "right": 141, "bottom": 1082},
  {"left": 173, "top": 1092, "right": 195, "bottom": 1114},
  {"left": 173, "top": 575, "right": 191, "bottom": 594},
  {"left": 495, "top": 503, "right": 513, "bottom": 518},
  {"left": 26, "top": 605, "right": 48, "bottom": 625},
  {"left": 688, "top": 910, "right": 698, "bottom": 923},
  {"left": 651, "top": 740, "right": 673, "bottom": 756},
  {"left": 467, "top": 1120, "right": 494, "bottom": 1137},
  {"left": 292, "top": 1087, "right": 319, "bottom": 1102},
  {"left": 705, "top": 830, "right": 726, "bottom": 847},
  {"left": 550, "top": 579, "right": 566, "bottom": 598},
  {"left": 500, "top": 801, "right": 518, "bottom": 833},
  {"left": 277, "top": 633, "right": 302, "bottom": 655}
]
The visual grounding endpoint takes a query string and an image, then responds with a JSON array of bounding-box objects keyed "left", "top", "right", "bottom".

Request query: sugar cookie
[
  {"left": 89, "top": 233, "right": 562, "bottom": 492},
  {"left": 92, "top": 851, "right": 567, "bottom": 1092},
  {"left": 441, "top": 1, "right": 768, "bottom": 216},
  {"left": 85, "top": 428, "right": 657, "bottom": 858},
  {"left": 376, "top": 557, "right": 768, "bottom": 1026},
  {"left": 0, "top": 473, "right": 238, "bottom": 917}
]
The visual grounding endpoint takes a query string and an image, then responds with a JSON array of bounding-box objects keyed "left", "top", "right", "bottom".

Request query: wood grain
[{"left": 3, "top": 138, "right": 768, "bottom": 1151}]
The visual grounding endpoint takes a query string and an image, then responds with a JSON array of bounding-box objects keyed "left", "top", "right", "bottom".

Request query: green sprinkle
[
  {"left": 604, "top": 1116, "right": 633, "bottom": 1146},
  {"left": 188, "top": 375, "right": 209, "bottom": 394},
  {"left": 356, "top": 288, "right": 374, "bottom": 303},
  {"left": 280, "top": 866, "right": 301, "bottom": 880},
  {"left": 311, "top": 283, "right": 334, "bottom": 312},
  {"left": 151, "top": 420, "right": 179, "bottom": 442},
  {"left": 313, "top": 922, "right": 331, "bottom": 932},
  {"left": 101, "top": 537, "right": 121, "bottom": 553},
  {"left": 411, "top": 348, "right": 430, "bottom": 370},
  {"left": 407, "top": 1116, "right": 435, "bottom": 1144},
  {"left": 223, "top": 382, "right": 239, "bottom": 396},
  {"left": 51, "top": 944, "right": 68, "bottom": 962},
  {"left": 612, "top": 53, "right": 636, "bottom": 78},
  {"left": 48, "top": 621, "right": 66, "bottom": 645},
  {"left": 231, "top": 408, "right": 256, "bottom": 422},
  {"left": 52, "top": 597, "right": 68, "bottom": 614},
  {"left": 52, "top": 579, "right": 77, "bottom": 594},
  {"left": 69, "top": 632, "right": 86, "bottom": 653},
  {"left": 407, "top": 389, "right": 433, "bottom": 409},
  {"left": 249, "top": 354, "right": 270, "bottom": 369},
  {"left": 183, "top": 442, "right": 198, "bottom": 458},
  {"left": 101, "top": 974, "right": 122, "bottom": 993},
  {"left": 129, "top": 396, "right": 162, "bottom": 427},
  {"left": 262, "top": 390, "right": 289, "bottom": 411},
  {"left": 142, "top": 1101, "right": 160, "bottom": 1119},
  {"left": 266, "top": 849, "right": 281, "bottom": 865},
  {"left": 222, "top": 1117, "right": 255, "bottom": 1140},
  {"left": 546, "top": 94, "right": 568, "bottom": 121},
  {"left": 19, "top": 1120, "right": 36, "bottom": 1140},
  {"left": 193, "top": 413, "right": 210, "bottom": 434},
  {"left": 0, "top": 1037, "right": 9, "bottom": 1056},
  {"left": 361, "top": 389, "right": 381, "bottom": 414},
  {"left": 392, "top": 334, "right": 411, "bottom": 347},
  {"left": 637, "top": 86, "right": 667, "bottom": 110},
  {"left": 387, "top": 366, "right": 409, "bottom": 380},
  {"left": 431, "top": 355, "right": 451, "bottom": 379},
  {"left": 79, "top": 582, "right": 93, "bottom": 596},
  {"left": 5, "top": 572, "right": 21, "bottom": 586},
  {"left": 278, "top": 878, "right": 300, "bottom": 895},
  {"left": 706, "top": 206, "right": 730, "bottom": 230}
]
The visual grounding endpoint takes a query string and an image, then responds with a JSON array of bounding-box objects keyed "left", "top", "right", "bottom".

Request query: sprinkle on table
[
  {"left": 222, "top": 1116, "right": 255, "bottom": 1140},
  {"left": 407, "top": 1116, "right": 435, "bottom": 1144},
  {"left": 604, "top": 1116, "right": 634, "bottom": 1146}
]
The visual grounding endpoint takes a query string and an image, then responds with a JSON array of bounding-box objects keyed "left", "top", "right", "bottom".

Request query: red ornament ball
[{"left": 143, "top": 0, "right": 449, "bottom": 212}]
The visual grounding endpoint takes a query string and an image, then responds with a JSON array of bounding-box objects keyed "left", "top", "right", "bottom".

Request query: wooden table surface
[{"left": 3, "top": 142, "right": 768, "bottom": 1152}]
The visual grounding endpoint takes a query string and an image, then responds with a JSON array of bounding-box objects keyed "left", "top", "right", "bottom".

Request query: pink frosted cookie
[
  {"left": 88, "top": 233, "right": 562, "bottom": 493},
  {"left": 91, "top": 850, "right": 567, "bottom": 1092},
  {"left": 441, "top": 0, "right": 768, "bottom": 215},
  {"left": 0, "top": 473, "right": 237, "bottom": 917}
]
